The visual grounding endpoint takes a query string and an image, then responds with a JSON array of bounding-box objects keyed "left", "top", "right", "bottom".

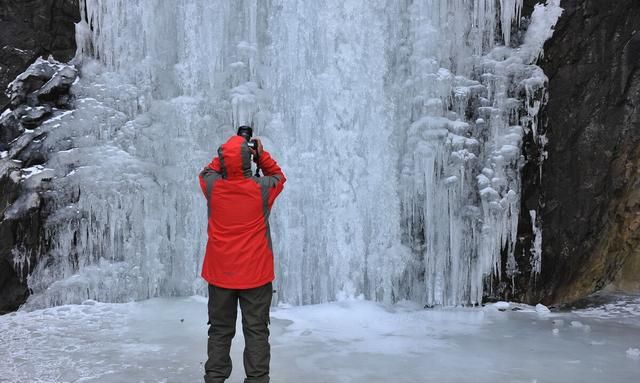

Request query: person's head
[
  {"left": 217, "top": 135, "right": 252, "bottom": 179},
  {"left": 237, "top": 125, "right": 258, "bottom": 152},
  {"left": 237, "top": 125, "right": 253, "bottom": 141}
]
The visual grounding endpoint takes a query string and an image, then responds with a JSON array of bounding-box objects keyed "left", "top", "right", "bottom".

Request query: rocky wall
[
  {"left": 0, "top": 0, "right": 79, "bottom": 314},
  {"left": 516, "top": 0, "right": 640, "bottom": 304}
]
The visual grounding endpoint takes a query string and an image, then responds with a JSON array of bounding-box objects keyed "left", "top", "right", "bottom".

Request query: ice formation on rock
[{"left": 14, "top": 0, "right": 562, "bottom": 309}]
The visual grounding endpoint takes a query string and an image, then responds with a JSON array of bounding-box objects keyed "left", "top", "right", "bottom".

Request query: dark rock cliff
[
  {"left": 0, "top": 0, "right": 79, "bottom": 314},
  {"left": 0, "top": 0, "right": 79, "bottom": 111},
  {"left": 514, "top": 0, "right": 640, "bottom": 304}
]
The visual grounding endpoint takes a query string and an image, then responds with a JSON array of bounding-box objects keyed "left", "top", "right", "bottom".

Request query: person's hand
[{"left": 250, "top": 138, "right": 264, "bottom": 162}]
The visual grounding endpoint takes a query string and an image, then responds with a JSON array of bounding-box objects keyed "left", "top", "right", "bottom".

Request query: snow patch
[
  {"left": 626, "top": 348, "right": 640, "bottom": 360},
  {"left": 535, "top": 303, "right": 550, "bottom": 314},
  {"left": 493, "top": 301, "right": 510, "bottom": 310},
  {"left": 21, "top": 165, "right": 47, "bottom": 179},
  {"left": 41, "top": 109, "right": 74, "bottom": 125}
]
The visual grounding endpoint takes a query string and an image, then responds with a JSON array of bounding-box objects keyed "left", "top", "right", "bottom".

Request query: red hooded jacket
[{"left": 198, "top": 135, "right": 286, "bottom": 289}]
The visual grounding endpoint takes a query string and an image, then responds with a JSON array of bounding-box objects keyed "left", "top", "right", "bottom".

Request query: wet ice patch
[
  {"left": 573, "top": 295, "right": 640, "bottom": 321},
  {"left": 2, "top": 297, "right": 640, "bottom": 383}
]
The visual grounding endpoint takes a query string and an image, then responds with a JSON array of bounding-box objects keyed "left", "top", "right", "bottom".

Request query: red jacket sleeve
[{"left": 257, "top": 151, "right": 286, "bottom": 208}]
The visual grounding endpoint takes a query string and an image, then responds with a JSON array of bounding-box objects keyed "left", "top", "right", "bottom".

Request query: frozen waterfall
[{"left": 21, "top": 0, "right": 562, "bottom": 309}]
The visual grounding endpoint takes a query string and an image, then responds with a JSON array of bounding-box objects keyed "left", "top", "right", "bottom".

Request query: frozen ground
[{"left": 1, "top": 295, "right": 639, "bottom": 383}]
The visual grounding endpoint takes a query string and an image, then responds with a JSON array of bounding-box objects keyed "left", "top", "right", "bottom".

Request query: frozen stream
[{"left": 1, "top": 295, "right": 639, "bottom": 383}]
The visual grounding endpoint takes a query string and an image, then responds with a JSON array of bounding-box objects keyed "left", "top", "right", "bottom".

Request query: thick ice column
[{"left": 266, "top": 0, "right": 405, "bottom": 304}]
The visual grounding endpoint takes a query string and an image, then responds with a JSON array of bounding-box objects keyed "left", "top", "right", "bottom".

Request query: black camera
[{"left": 237, "top": 125, "right": 258, "bottom": 151}]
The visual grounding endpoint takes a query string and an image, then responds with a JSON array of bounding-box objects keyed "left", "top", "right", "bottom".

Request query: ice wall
[{"left": 22, "top": 0, "right": 561, "bottom": 309}]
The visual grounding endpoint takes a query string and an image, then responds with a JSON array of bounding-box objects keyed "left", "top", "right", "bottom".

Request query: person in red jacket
[{"left": 198, "top": 129, "right": 286, "bottom": 383}]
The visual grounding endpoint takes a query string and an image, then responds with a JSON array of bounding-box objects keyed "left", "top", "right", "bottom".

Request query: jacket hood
[{"left": 218, "top": 135, "right": 252, "bottom": 179}]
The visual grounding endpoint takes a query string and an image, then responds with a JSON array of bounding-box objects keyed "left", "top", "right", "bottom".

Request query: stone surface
[
  {"left": 37, "top": 65, "right": 78, "bottom": 103},
  {"left": 0, "top": 58, "right": 77, "bottom": 313},
  {"left": 0, "top": 111, "right": 23, "bottom": 149},
  {"left": 1, "top": 58, "right": 76, "bottom": 147},
  {"left": 0, "top": 0, "right": 79, "bottom": 111},
  {"left": 20, "top": 106, "right": 53, "bottom": 128},
  {"left": 514, "top": 0, "right": 640, "bottom": 304},
  {"left": 0, "top": 0, "right": 79, "bottom": 313}
]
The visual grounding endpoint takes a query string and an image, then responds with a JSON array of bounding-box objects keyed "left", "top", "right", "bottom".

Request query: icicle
[
  {"left": 499, "top": 0, "right": 524, "bottom": 46},
  {"left": 529, "top": 209, "right": 542, "bottom": 276}
]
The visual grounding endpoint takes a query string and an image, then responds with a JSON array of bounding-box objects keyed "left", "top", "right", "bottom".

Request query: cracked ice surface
[{"left": 1, "top": 296, "right": 639, "bottom": 383}]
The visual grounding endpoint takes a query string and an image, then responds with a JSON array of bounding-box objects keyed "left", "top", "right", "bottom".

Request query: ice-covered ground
[{"left": 1, "top": 295, "right": 639, "bottom": 383}]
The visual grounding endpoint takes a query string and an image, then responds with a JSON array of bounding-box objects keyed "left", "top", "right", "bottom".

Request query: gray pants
[{"left": 204, "top": 282, "right": 273, "bottom": 383}]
